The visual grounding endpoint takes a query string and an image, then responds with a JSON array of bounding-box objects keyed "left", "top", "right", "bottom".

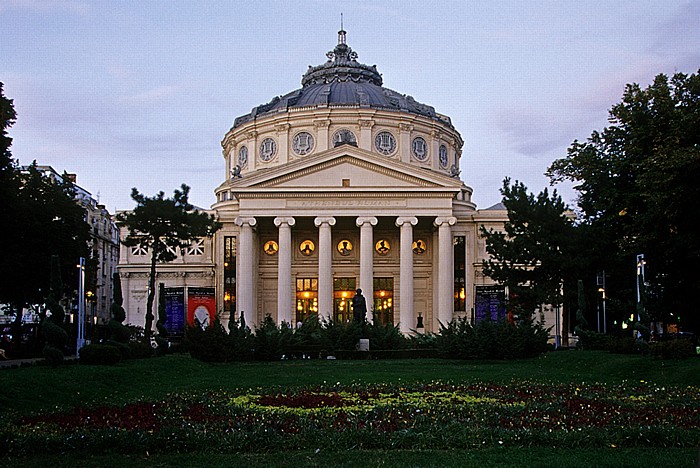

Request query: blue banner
[
  {"left": 475, "top": 286, "right": 506, "bottom": 322},
  {"left": 163, "top": 287, "right": 185, "bottom": 336}
]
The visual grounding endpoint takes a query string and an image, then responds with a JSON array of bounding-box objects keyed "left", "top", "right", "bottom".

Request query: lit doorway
[
  {"left": 296, "top": 278, "right": 318, "bottom": 325},
  {"left": 333, "top": 277, "right": 356, "bottom": 323},
  {"left": 373, "top": 277, "right": 394, "bottom": 325}
]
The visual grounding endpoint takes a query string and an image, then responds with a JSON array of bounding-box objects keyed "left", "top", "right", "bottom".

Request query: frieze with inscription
[{"left": 288, "top": 199, "right": 406, "bottom": 208}]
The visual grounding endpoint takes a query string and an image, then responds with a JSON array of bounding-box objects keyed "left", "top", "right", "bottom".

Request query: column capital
[
  {"left": 395, "top": 216, "right": 418, "bottom": 227},
  {"left": 356, "top": 216, "right": 378, "bottom": 227},
  {"left": 235, "top": 216, "right": 257, "bottom": 228},
  {"left": 274, "top": 217, "right": 296, "bottom": 228},
  {"left": 314, "top": 216, "right": 336, "bottom": 227},
  {"left": 434, "top": 216, "right": 457, "bottom": 227}
]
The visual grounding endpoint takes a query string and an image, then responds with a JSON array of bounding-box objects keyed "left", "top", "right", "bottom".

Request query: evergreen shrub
[
  {"left": 436, "top": 316, "right": 549, "bottom": 360},
  {"left": 650, "top": 338, "right": 696, "bottom": 360},
  {"left": 79, "top": 344, "right": 122, "bottom": 365}
]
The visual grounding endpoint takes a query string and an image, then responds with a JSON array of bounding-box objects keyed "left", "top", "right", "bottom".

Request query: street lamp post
[
  {"left": 636, "top": 254, "right": 646, "bottom": 338},
  {"left": 597, "top": 271, "right": 606, "bottom": 334},
  {"left": 76, "top": 257, "right": 86, "bottom": 351}
]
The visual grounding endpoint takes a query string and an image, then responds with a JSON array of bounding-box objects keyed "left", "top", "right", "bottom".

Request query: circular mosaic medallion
[
  {"left": 412, "top": 137, "right": 428, "bottom": 161},
  {"left": 375, "top": 239, "right": 391, "bottom": 255},
  {"left": 333, "top": 129, "right": 357, "bottom": 146},
  {"left": 439, "top": 144, "right": 449, "bottom": 168},
  {"left": 292, "top": 132, "right": 315, "bottom": 155},
  {"left": 259, "top": 138, "right": 277, "bottom": 162},
  {"left": 263, "top": 240, "right": 278, "bottom": 255},
  {"left": 238, "top": 146, "right": 248, "bottom": 167},
  {"left": 374, "top": 131, "right": 396, "bottom": 155}
]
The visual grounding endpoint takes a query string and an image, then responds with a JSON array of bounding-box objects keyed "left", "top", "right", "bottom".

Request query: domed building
[{"left": 118, "top": 29, "right": 523, "bottom": 336}]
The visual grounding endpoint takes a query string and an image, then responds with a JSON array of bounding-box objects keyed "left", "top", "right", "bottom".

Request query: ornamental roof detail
[{"left": 232, "top": 29, "right": 451, "bottom": 129}]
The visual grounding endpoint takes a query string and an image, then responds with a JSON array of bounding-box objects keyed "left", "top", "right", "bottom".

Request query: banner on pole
[
  {"left": 475, "top": 285, "right": 506, "bottom": 321},
  {"left": 163, "top": 287, "right": 185, "bottom": 337},
  {"left": 187, "top": 287, "right": 216, "bottom": 329}
]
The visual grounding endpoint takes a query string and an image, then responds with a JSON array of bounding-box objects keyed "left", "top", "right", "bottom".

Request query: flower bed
[{"left": 2, "top": 380, "right": 699, "bottom": 456}]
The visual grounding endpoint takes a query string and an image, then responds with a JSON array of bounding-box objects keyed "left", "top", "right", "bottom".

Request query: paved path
[{"left": 0, "top": 355, "right": 77, "bottom": 369}]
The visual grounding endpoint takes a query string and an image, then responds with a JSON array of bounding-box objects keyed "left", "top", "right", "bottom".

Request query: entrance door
[
  {"left": 333, "top": 277, "right": 356, "bottom": 323},
  {"left": 295, "top": 278, "right": 318, "bottom": 325},
  {"left": 373, "top": 277, "right": 394, "bottom": 325}
]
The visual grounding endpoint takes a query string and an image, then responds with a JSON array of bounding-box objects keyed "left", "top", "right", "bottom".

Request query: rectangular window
[
  {"left": 224, "top": 237, "right": 236, "bottom": 316},
  {"left": 454, "top": 236, "right": 466, "bottom": 312}
]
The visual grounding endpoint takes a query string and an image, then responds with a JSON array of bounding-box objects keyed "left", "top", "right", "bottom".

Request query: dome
[{"left": 232, "top": 29, "right": 452, "bottom": 129}]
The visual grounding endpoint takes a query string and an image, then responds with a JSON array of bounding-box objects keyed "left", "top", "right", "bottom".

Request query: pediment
[{"left": 234, "top": 146, "right": 456, "bottom": 191}]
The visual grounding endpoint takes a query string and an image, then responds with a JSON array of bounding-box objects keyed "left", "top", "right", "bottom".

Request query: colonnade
[{"left": 234, "top": 215, "right": 457, "bottom": 333}]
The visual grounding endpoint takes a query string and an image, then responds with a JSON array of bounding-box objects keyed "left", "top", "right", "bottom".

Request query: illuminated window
[
  {"left": 454, "top": 236, "right": 466, "bottom": 312},
  {"left": 224, "top": 236, "right": 236, "bottom": 316},
  {"left": 296, "top": 278, "right": 318, "bottom": 324}
]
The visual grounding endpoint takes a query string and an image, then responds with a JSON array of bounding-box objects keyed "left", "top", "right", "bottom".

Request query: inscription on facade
[{"left": 288, "top": 199, "right": 406, "bottom": 208}]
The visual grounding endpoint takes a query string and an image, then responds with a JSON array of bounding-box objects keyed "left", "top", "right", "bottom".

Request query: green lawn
[
  {"left": 1, "top": 351, "right": 699, "bottom": 466},
  {"left": 3, "top": 351, "right": 699, "bottom": 416}
]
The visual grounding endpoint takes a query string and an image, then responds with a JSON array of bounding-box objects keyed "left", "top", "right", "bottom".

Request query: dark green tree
[
  {"left": 480, "top": 178, "right": 578, "bottom": 325},
  {"left": 547, "top": 70, "right": 700, "bottom": 333},
  {"left": 0, "top": 85, "right": 91, "bottom": 313},
  {"left": 41, "top": 255, "right": 69, "bottom": 365},
  {"left": 117, "top": 185, "right": 220, "bottom": 343}
]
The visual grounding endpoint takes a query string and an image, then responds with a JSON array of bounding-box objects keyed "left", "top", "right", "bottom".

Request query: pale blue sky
[{"left": 1, "top": 0, "right": 698, "bottom": 212}]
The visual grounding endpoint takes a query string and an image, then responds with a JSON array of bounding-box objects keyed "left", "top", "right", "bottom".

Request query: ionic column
[
  {"left": 396, "top": 216, "right": 418, "bottom": 333},
  {"left": 356, "top": 216, "right": 378, "bottom": 323},
  {"left": 314, "top": 216, "right": 336, "bottom": 320},
  {"left": 274, "top": 217, "right": 295, "bottom": 325},
  {"left": 235, "top": 216, "right": 257, "bottom": 327},
  {"left": 434, "top": 216, "right": 457, "bottom": 326}
]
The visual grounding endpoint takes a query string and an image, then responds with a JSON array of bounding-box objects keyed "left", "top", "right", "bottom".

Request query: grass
[
  {"left": 1, "top": 351, "right": 699, "bottom": 466},
  {"left": 2, "top": 351, "right": 700, "bottom": 416}
]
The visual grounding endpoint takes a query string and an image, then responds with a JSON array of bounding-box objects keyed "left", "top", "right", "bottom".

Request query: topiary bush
[
  {"left": 574, "top": 329, "right": 612, "bottom": 351},
  {"left": 79, "top": 343, "right": 122, "bottom": 365},
  {"left": 650, "top": 338, "right": 696, "bottom": 360}
]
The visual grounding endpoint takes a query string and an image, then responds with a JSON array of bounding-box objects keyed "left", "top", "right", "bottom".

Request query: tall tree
[
  {"left": 0, "top": 83, "right": 91, "bottom": 312},
  {"left": 117, "top": 185, "right": 220, "bottom": 343},
  {"left": 480, "top": 178, "right": 578, "bottom": 327},
  {"left": 547, "top": 70, "right": 700, "bottom": 333}
]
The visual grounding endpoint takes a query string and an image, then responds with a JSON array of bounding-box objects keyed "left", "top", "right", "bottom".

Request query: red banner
[{"left": 187, "top": 287, "right": 216, "bottom": 328}]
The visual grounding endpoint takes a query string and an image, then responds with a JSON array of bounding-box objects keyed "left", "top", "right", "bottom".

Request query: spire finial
[{"left": 338, "top": 13, "right": 346, "bottom": 45}]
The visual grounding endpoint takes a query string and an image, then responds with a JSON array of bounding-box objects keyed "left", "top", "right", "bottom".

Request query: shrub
[
  {"left": 609, "top": 337, "right": 649, "bottom": 355},
  {"left": 79, "top": 344, "right": 122, "bottom": 365},
  {"left": 574, "top": 329, "right": 612, "bottom": 351},
  {"left": 319, "top": 318, "right": 363, "bottom": 352},
  {"left": 436, "top": 316, "right": 549, "bottom": 360},
  {"left": 407, "top": 331, "right": 437, "bottom": 349},
  {"left": 185, "top": 316, "right": 236, "bottom": 363},
  {"left": 650, "top": 338, "right": 696, "bottom": 360},
  {"left": 253, "top": 316, "right": 294, "bottom": 361},
  {"left": 364, "top": 320, "right": 408, "bottom": 350}
]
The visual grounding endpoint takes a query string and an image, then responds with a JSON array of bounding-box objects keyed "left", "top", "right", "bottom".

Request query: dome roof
[{"left": 232, "top": 29, "right": 452, "bottom": 129}]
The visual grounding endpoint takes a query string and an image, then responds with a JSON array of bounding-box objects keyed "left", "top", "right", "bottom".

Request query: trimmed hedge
[{"left": 79, "top": 344, "right": 122, "bottom": 365}]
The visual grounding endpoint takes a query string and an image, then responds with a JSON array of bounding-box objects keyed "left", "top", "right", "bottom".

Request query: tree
[
  {"left": 547, "top": 70, "right": 700, "bottom": 333},
  {"left": 480, "top": 178, "right": 578, "bottom": 328},
  {"left": 0, "top": 83, "right": 91, "bottom": 312},
  {"left": 117, "top": 185, "right": 220, "bottom": 343}
]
